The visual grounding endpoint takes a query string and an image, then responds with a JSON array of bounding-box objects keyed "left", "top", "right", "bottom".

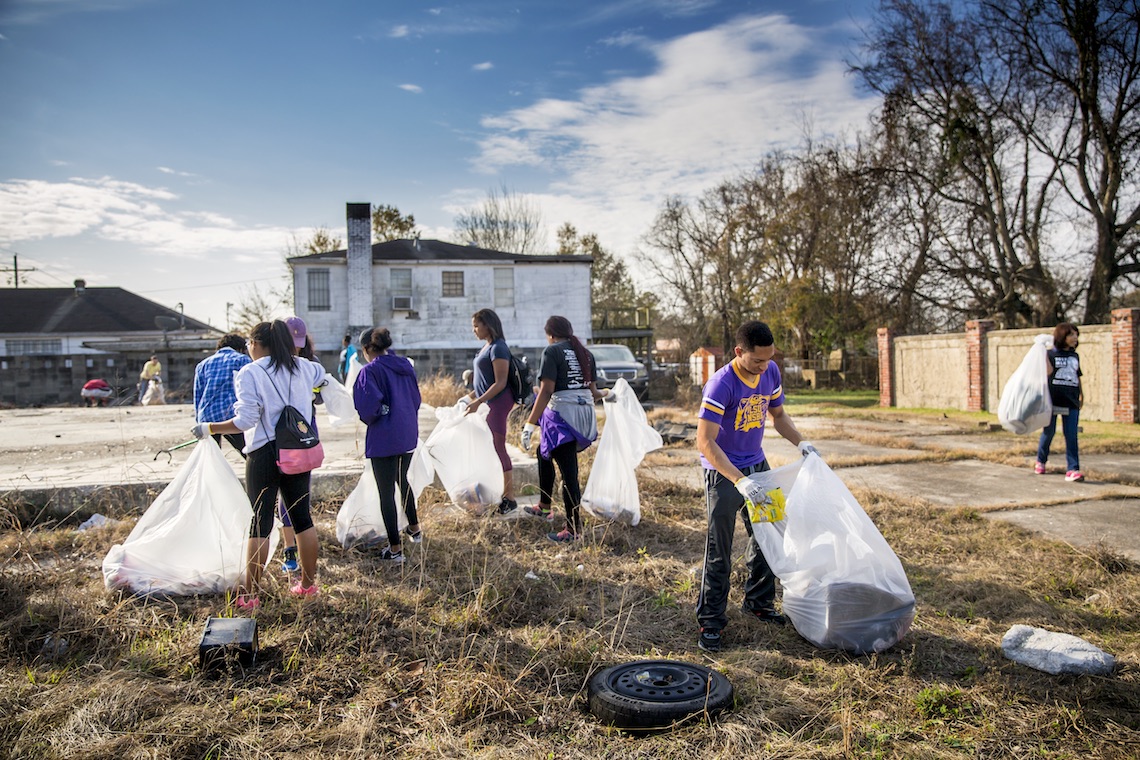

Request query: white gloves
[
  {"left": 798, "top": 441, "right": 820, "bottom": 458},
  {"left": 734, "top": 474, "right": 770, "bottom": 509},
  {"left": 457, "top": 396, "right": 470, "bottom": 409},
  {"left": 190, "top": 422, "right": 212, "bottom": 440},
  {"left": 521, "top": 423, "right": 538, "bottom": 450},
  {"left": 601, "top": 388, "right": 616, "bottom": 402}
]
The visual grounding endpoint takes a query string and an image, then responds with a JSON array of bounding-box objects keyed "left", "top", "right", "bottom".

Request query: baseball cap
[{"left": 284, "top": 316, "right": 308, "bottom": 349}]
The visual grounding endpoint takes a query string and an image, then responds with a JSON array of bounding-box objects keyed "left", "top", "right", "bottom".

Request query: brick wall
[
  {"left": 877, "top": 327, "right": 895, "bottom": 407},
  {"left": 1112, "top": 308, "right": 1139, "bottom": 423},
  {"left": 965, "top": 319, "right": 995, "bottom": 412}
]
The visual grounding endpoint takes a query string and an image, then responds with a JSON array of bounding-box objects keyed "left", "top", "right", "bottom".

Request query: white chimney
[{"left": 346, "top": 202, "right": 373, "bottom": 332}]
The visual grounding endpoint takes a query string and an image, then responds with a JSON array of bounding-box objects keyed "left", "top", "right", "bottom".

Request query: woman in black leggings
[
  {"left": 192, "top": 319, "right": 327, "bottom": 608},
  {"left": 520, "top": 316, "right": 609, "bottom": 542}
]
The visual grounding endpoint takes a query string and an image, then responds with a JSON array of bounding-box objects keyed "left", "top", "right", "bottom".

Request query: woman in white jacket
[{"left": 192, "top": 319, "right": 327, "bottom": 609}]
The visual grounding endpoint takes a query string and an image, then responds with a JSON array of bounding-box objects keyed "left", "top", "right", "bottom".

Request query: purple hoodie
[{"left": 353, "top": 353, "right": 421, "bottom": 458}]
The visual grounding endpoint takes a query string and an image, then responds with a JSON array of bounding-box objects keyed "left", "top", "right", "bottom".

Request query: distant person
[
  {"left": 338, "top": 334, "right": 358, "bottom": 382},
  {"left": 354, "top": 327, "right": 422, "bottom": 565},
  {"left": 194, "top": 333, "right": 251, "bottom": 455},
  {"left": 694, "top": 320, "right": 818, "bottom": 653},
  {"left": 80, "top": 378, "right": 113, "bottom": 407},
  {"left": 1035, "top": 322, "right": 1085, "bottom": 482},
  {"left": 138, "top": 355, "right": 162, "bottom": 404},
  {"left": 191, "top": 319, "right": 328, "bottom": 608},
  {"left": 460, "top": 308, "right": 518, "bottom": 515},
  {"left": 520, "top": 316, "right": 609, "bottom": 542}
]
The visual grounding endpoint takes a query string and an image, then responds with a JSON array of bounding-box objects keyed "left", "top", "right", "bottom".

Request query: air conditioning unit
[{"left": 392, "top": 295, "right": 414, "bottom": 311}]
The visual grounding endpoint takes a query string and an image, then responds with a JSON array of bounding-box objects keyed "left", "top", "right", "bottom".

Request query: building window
[
  {"left": 308, "top": 268, "right": 331, "bottom": 311},
  {"left": 494, "top": 267, "right": 514, "bottom": 308},
  {"left": 390, "top": 268, "right": 412, "bottom": 297},
  {"left": 442, "top": 271, "right": 464, "bottom": 297},
  {"left": 7, "top": 339, "right": 63, "bottom": 355}
]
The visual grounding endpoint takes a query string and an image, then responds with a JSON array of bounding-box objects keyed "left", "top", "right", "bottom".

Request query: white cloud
[
  {"left": 428, "top": 8, "right": 442, "bottom": 15},
  {"left": 0, "top": 176, "right": 299, "bottom": 258},
  {"left": 472, "top": 61, "right": 494, "bottom": 71},
  {"left": 157, "top": 166, "right": 196, "bottom": 178},
  {"left": 390, "top": 24, "right": 410, "bottom": 38},
  {"left": 398, "top": 83, "right": 424, "bottom": 94},
  {"left": 470, "top": 13, "right": 878, "bottom": 256}
]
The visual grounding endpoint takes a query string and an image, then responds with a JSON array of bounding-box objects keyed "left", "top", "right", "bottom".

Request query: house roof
[
  {"left": 287, "top": 238, "right": 594, "bottom": 265},
  {"left": 0, "top": 286, "right": 213, "bottom": 334}
]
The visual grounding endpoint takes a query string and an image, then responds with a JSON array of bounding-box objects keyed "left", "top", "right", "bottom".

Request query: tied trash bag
[
  {"left": 582, "top": 378, "right": 663, "bottom": 526},
  {"left": 102, "top": 437, "right": 277, "bottom": 595},
  {"left": 336, "top": 455, "right": 425, "bottom": 548},
  {"left": 421, "top": 403, "right": 504, "bottom": 513},
  {"left": 749, "top": 455, "right": 915, "bottom": 654},
  {"left": 998, "top": 334, "right": 1054, "bottom": 434}
]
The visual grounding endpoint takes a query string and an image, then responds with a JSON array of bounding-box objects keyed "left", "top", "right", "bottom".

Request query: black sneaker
[
  {"left": 698, "top": 628, "right": 722, "bottom": 652},
  {"left": 402, "top": 526, "right": 423, "bottom": 544},
  {"left": 378, "top": 547, "right": 405, "bottom": 565},
  {"left": 496, "top": 498, "right": 518, "bottom": 515},
  {"left": 744, "top": 606, "right": 787, "bottom": 626}
]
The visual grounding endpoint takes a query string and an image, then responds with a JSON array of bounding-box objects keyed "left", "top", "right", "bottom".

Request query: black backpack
[{"left": 507, "top": 353, "right": 533, "bottom": 405}]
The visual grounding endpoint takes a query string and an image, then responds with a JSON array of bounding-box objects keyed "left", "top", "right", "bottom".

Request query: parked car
[{"left": 588, "top": 344, "right": 649, "bottom": 399}]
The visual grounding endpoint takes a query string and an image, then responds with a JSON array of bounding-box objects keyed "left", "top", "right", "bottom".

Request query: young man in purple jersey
[{"left": 694, "top": 320, "right": 819, "bottom": 653}]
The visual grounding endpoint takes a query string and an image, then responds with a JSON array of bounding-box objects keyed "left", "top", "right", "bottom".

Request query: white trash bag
[
  {"left": 422, "top": 403, "right": 504, "bottom": 513},
  {"left": 103, "top": 437, "right": 275, "bottom": 595},
  {"left": 998, "top": 334, "right": 1054, "bottom": 434},
  {"left": 319, "top": 372, "right": 358, "bottom": 429},
  {"left": 749, "top": 455, "right": 915, "bottom": 654},
  {"left": 142, "top": 377, "right": 166, "bottom": 406},
  {"left": 336, "top": 458, "right": 420, "bottom": 548},
  {"left": 582, "top": 378, "right": 663, "bottom": 526}
]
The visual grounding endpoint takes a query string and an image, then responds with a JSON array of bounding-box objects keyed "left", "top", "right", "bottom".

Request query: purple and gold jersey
[{"left": 698, "top": 360, "right": 784, "bottom": 470}]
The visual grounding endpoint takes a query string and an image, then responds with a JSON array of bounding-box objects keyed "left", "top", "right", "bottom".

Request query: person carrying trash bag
[
  {"left": 694, "top": 320, "right": 818, "bottom": 654},
  {"left": 190, "top": 319, "right": 328, "bottom": 609},
  {"left": 1035, "top": 322, "right": 1086, "bottom": 482},
  {"left": 520, "top": 315, "right": 611, "bottom": 542},
  {"left": 353, "top": 327, "right": 423, "bottom": 565}
]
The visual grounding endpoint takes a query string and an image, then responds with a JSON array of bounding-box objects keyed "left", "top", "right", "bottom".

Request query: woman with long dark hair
[
  {"left": 461, "top": 308, "right": 518, "bottom": 515},
  {"left": 354, "top": 327, "right": 422, "bottom": 564},
  {"left": 191, "top": 319, "right": 328, "bottom": 608},
  {"left": 520, "top": 315, "right": 609, "bottom": 541}
]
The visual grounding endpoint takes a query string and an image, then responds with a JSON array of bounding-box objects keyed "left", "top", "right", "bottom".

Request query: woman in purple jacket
[{"left": 353, "top": 327, "right": 422, "bottom": 564}]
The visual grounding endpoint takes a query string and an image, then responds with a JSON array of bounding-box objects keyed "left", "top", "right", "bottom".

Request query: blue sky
[{"left": 0, "top": 0, "right": 879, "bottom": 329}]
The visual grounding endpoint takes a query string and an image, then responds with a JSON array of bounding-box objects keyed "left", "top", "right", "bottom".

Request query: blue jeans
[{"left": 1037, "top": 407, "right": 1080, "bottom": 472}]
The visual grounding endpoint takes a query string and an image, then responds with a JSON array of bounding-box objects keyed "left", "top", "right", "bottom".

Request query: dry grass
[
  {"left": 3, "top": 465, "right": 1139, "bottom": 759},
  {"left": 418, "top": 372, "right": 468, "bottom": 409}
]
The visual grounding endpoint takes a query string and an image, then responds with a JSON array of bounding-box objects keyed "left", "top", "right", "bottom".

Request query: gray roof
[
  {"left": 0, "top": 286, "right": 213, "bottom": 334},
  {"left": 287, "top": 238, "right": 593, "bottom": 265}
]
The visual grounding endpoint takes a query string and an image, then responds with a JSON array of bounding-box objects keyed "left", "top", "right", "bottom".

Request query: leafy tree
[
  {"left": 372, "top": 204, "right": 417, "bottom": 242},
  {"left": 454, "top": 185, "right": 547, "bottom": 254}
]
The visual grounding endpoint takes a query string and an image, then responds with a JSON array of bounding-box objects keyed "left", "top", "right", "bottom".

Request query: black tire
[{"left": 587, "top": 659, "right": 734, "bottom": 730}]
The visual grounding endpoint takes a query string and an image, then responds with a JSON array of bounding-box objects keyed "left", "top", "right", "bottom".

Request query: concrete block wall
[{"left": 0, "top": 352, "right": 204, "bottom": 407}]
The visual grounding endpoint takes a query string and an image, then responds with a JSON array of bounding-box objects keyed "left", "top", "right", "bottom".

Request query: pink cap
[{"left": 284, "top": 316, "right": 307, "bottom": 349}]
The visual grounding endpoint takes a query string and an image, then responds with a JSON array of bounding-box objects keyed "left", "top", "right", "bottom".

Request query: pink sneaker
[
  {"left": 290, "top": 582, "right": 320, "bottom": 598},
  {"left": 1034, "top": 461, "right": 1045, "bottom": 475},
  {"left": 235, "top": 594, "right": 260, "bottom": 611},
  {"left": 1065, "top": 470, "right": 1085, "bottom": 482}
]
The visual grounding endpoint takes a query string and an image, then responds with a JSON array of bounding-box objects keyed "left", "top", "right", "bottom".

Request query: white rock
[
  {"left": 524, "top": 570, "right": 539, "bottom": 581},
  {"left": 77, "top": 513, "right": 111, "bottom": 531},
  {"left": 1001, "top": 624, "right": 1115, "bottom": 676}
]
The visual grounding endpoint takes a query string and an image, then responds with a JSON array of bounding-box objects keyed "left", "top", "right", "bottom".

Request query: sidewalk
[{"left": 2, "top": 404, "right": 1137, "bottom": 561}]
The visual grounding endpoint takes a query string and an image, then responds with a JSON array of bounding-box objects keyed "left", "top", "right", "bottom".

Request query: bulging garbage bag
[
  {"left": 749, "top": 455, "right": 915, "bottom": 654},
  {"left": 582, "top": 378, "right": 663, "bottom": 526},
  {"left": 336, "top": 447, "right": 427, "bottom": 548},
  {"left": 422, "top": 403, "right": 504, "bottom": 512},
  {"left": 998, "top": 334, "right": 1054, "bottom": 434},
  {"left": 103, "top": 438, "right": 273, "bottom": 596}
]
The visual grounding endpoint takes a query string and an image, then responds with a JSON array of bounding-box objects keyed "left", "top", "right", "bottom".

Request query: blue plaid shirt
[{"left": 194, "top": 347, "right": 251, "bottom": 423}]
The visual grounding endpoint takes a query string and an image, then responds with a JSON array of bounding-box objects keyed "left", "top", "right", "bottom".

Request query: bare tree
[
  {"left": 982, "top": 0, "right": 1140, "bottom": 322},
  {"left": 229, "top": 283, "right": 289, "bottom": 335},
  {"left": 454, "top": 185, "right": 547, "bottom": 254}
]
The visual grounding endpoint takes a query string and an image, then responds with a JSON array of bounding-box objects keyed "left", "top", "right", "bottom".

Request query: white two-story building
[{"left": 288, "top": 203, "right": 594, "bottom": 376}]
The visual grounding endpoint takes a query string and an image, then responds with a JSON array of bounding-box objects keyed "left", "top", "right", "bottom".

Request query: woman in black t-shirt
[
  {"left": 1035, "top": 322, "right": 1084, "bottom": 482},
  {"left": 520, "top": 316, "right": 609, "bottom": 541}
]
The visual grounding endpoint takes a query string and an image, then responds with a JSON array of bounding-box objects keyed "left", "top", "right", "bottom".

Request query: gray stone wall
[{"left": 0, "top": 352, "right": 209, "bottom": 407}]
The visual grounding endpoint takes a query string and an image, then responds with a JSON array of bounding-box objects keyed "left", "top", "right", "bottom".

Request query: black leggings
[
  {"left": 370, "top": 452, "right": 418, "bottom": 547},
  {"left": 212, "top": 432, "right": 247, "bottom": 458},
  {"left": 538, "top": 441, "right": 582, "bottom": 533},
  {"left": 246, "top": 443, "right": 313, "bottom": 537}
]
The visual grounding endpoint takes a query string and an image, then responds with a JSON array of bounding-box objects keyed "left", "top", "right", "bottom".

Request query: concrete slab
[
  {"left": 985, "top": 499, "right": 1140, "bottom": 562},
  {"left": 839, "top": 460, "right": 1140, "bottom": 509}
]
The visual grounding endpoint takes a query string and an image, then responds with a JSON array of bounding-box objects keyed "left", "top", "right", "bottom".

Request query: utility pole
[{"left": 0, "top": 254, "right": 37, "bottom": 288}]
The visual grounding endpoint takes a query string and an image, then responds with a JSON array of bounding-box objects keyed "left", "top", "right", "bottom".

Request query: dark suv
[{"left": 589, "top": 344, "right": 649, "bottom": 399}]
